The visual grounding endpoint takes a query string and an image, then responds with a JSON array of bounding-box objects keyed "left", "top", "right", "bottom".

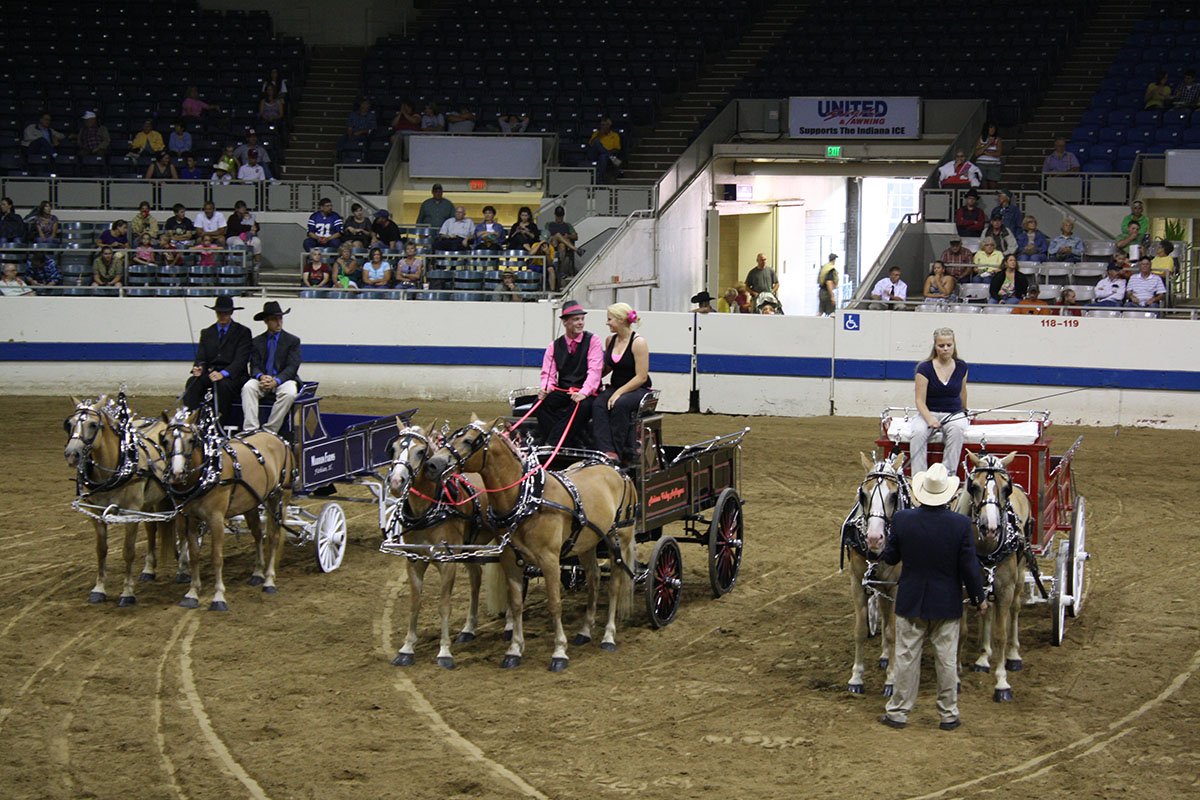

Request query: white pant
[
  {"left": 909, "top": 413, "right": 969, "bottom": 476},
  {"left": 241, "top": 379, "right": 297, "bottom": 433},
  {"left": 226, "top": 235, "right": 262, "bottom": 256}
]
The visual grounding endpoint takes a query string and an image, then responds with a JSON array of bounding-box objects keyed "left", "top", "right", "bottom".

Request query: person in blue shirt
[
  {"left": 339, "top": 98, "right": 377, "bottom": 156},
  {"left": 989, "top": 188, "right": 1022, "bottom": 236},
  {"left": 241, "top": 301, "right": 302, "bottom": 435},
  {"left": 168, "top": 121, "right": 192, "bottom": 158},
  {"left": 178, "top": 152, "right": 206, "bottom": 180},
  {"left": 303, "top": 197, "right": 344, "bottom": 251},
  {"left": 909, "top": 327, "right": 969, "bottom": 476},
  {"left": 1015, "top": 216, "right": 1049, "bottom": 263}
]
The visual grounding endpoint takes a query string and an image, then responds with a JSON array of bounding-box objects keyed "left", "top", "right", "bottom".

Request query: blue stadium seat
[
  {"left": 1135, "top": 110, "right": 1162, "bottom": 126},
  {"left": 1097, "top": 127, "right": 1126, "bottom": 144},
  {"left": 1129, "top": 126, "right": 1157, "bottom": 144}
]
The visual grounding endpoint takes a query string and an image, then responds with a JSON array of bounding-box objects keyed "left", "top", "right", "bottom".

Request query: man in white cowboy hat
[
  {"left": 242, "top": 301, "right": 302, "bottom": 434},
  {"left": 181, "top": 295, "right": 251, "bottom": 425},
  {"left": 878, "top": 462, "right": 988, "bottom": 732},
  {"left": 536, "top": 300, "right": 602, "bottom": 449}
]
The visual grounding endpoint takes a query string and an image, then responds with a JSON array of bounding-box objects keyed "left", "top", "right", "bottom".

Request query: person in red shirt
[{"left": 954, "top": 190, "right": 987, "bottom": 237}]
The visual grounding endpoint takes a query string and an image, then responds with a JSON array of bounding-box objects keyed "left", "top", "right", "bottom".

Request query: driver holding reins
[
  {"left": 536, "top": 300, "right": 603, "bottom": 450},
  {"left": 911, "top": 327, "right": 970, "bottom": 477}
]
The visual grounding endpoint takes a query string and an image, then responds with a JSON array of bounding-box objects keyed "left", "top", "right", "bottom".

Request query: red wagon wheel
[
  {"left": 708, "top": 488, "right": 744, "bottom": 598},
  {"left": 645, "top": 536, "right": 683, "bottom": 629}
]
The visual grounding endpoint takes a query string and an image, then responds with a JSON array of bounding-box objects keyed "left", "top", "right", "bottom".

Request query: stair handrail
[
  {"left": 560, "top": 208, "right": 656, "bottom": 295},
  {"left": 853, "top": 213, "right": 921, "bottom": 300}
]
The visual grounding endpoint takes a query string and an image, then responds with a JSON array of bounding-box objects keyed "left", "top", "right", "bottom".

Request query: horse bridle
[
  {"left": 967, "top": 457, "right": 1012, "bottom": 528},
  {"left": 64, "top": 401, "right": 110, "bottom": 453},
  {"left": 858, "top": 462, "right": 907, "bottom": 532},
  {"left": 438, "top": 419, "right": 494, "bottom": 477},
  {"left": 387, "top": 428, "right": 435, "bottom": 491},
  {"left": 66, "top": 395, "right": 147, "bottom": 493}
]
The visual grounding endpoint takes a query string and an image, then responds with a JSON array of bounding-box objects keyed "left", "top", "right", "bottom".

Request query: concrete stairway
[
  {"left": 617, "top": 0, "right": 812, "bottom": 186},
  {"left": 280, "top": 48, "right": 365, "bottom": 183},
  {"left": 1002, "top": 0, "right": 1151, "bottom": 189}
]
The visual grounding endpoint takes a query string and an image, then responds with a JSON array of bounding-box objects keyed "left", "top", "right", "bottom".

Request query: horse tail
[
  {"left": 482, "top": 560, "right": 508, "bottom": 617},
  {"left": 155, "top": 518, "right": 176, "bottom": 573}
]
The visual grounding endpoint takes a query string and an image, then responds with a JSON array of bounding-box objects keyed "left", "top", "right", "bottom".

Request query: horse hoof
[
  {"left": 993, "top": 688, "right": 1014, "bottom": 703},
  {"left": 88, "top": 591, "right": 107, "bottom": 604},
  {"left": 882, "top": 684, "right": 894, "bottom": 697},
  {"left": 453, "top": 632, "right": 476, "bottom": 644},
  {"left": 500, "top": 655, "right": 522, "bottom": 669},
  {"left": 208, "top": 601, "right": 229, "bottom": 612},
  {"left": 548, "top": 657, "right": 569, "bottom": 673},
  {"left": 391, "top": 652, "right": 415, "bottom": 667},
  {"left": 1005, "top": 659, "right": 1023, "bottom": 672},
  {"left": 878, "top": 658, "right": 889, "bottom": 669},
  {"left": 572, "top": 634, "right": 591, "bottom": 646},
  {"left": 436, "top": 657, "right": 455, "bottom": 670},
  {"left": 599, "top": 642, "right": 617, "bottom": 653},
  {"left": 247, "top": 575, "right": 265, "bottom": 587},
  {"left": 847, "top": 684, "right": 865, "bottom": 695},
  {"left": 117, "top": 596, "right": 137, "bottom": 608},
  {"left": 138, "top": 572, "right": 155, "bottom": 583},
  {"left": 502, "top": 630, "right": 513, "bottom": 642},
  {"left": 971, "top": 664, "right": 990, "bottom": 673},
  {"left": 262, "top": 585, "right": 278, "bottom": 595},
  {"left": 175, "top": 573, "right": 190, "bottom": 584},
  {"left": 178, "top": 597, "right": 199, "bottom": 609}
]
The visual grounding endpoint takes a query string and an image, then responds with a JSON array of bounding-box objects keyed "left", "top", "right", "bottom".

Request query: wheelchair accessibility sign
[{"left": 843, "top": 313, "right": 861, "bottom": 331}]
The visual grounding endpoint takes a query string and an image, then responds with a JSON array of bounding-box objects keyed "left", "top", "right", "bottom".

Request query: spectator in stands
[
  {"left": 25, "top": 253, "right": 60, "bottom": 287},
  {"left": 922, "top": 261, "right": 956, "bottom": 301},
  {"left": 133, "top": 233, "right": 156, "bottom": 270},
  {"left": 341, "top": 204, "right": 372, "bottom": 247},
  {"left": 210, "top": 159, "right": 235, "bottom": 185},
  {"left": 302, "top": 250, "right": 331, "bottom": 289},
  {"left": 193, "top": 233, "right": 220, "bottom": 268},
  {"left": 939, "top": 237, "right": 974, "bottom": 266},
  {"left": 258, "top": 84, "right": 285, "bottom": 124},
  {"left": 988, "top": 254, "right": 1027, "bottom": 304},
  {"left": 1111, "top": 248, "right": 1134, "bottom": 279},
  {"left": 1126, "top": 256, "right": 1167, "bottom": 309},
  {"left": 691, "top": 290, "right": 714, "bottom": 314},
  {"left": 181, "top": 85, "right": 221, "bottom": 118},
  {"left": 420, "top": 103, "right": 445, "bottom": 132},
  {"left": 129, "top": 201, "right": 158, "bottom": 241},
  {"left": 1059, "top": 288, "right": 1083, "bottom": 317},
  {"left": 370, "top": 209, "right": 404, "bottom": 249},
  {"left": 390, "top": 102, "right": 421, "bottom": 133},
  {"left": 262, "top": 68, "right": 288, "bottom": 99},
  {"left": 1152, "top": 241, "right": 1176, "bottom": 278},
  {"left": 1012, "top": 285, "right": 1052, "bottom": 316},
  {"left": 972, "top": 237, "right": 1003, "bottom": 283},
  {"left": 943, "top": 257, "right": 974, "bottom": 286},
  {"left": 473, "top": 206, "right": 506, "bottom": 250},
  {"left": 31, "top": 201, "right": 60, "bottom": 243},
  {"left": 21, "top": 113, "right": 63, "bottom": 157},
  {"left": 237, "top": 150, "right": 267, "bottom": 182},
  {"left": 990, "top": 188, "right": 1022, "bottom": 235},
  {"left": 179, "top": 153, "right": 205, "bottom": 180},
  {"left": 954, "top": 189, "right": 987, "bottom": 238},
  {"left": 1144, "top": 71, "right": 1172, "bottom": 110},
  {"left": 97, "top": 220, "right": 130, "bottom": 264},
  {"left": 1016, "top": 216, "right": 1049, "bottom": 263},
  {"left": 1048, "top": 219, "right": 1084, "bottom": 263},
  {"left": 0, "top": 263, "right": 34, "bottom": 296},
  {"left": 1119, "top": 200, "right": 1148, "bottom": 240},
  {"left": 340, "top": 99, "right": 377, "bottom": 154},
  {"left": 332, "top": 244, "right": 361, "bottom": 289},
  {"left": 1092, "top": 263, "right": 1127, "bottom": 306},
  {"left": 168, "top": 121, "right": 192, "bottom": 158},
  {"left": 126, "top": 119, "right": 164, "bottom": 160},
  {"left": 165, "top": 204, "right": 197, "bottom": 248},
  {"left": 756, "top": 293, "right": 781, "bottom": 315},
  {"left": 587, "top": 117, "right": 622, "bottom": 183},
  {"left": 234, "top": 131, "right": 275, "bottom": 180},
  {"left": 870, "top": 266, "right": 907, "bottom": 309},
  {"left": 936, "top": 150, "right": 981, "bottom": 188},
  {"left": 304, "top": 197, "right": 343, "bottom": 251},
  {"left": 498, "top": 113, "right": 531, "bottom": 134},
  {"left": 0, "top": 198, "right": 24, "bottom": 243},
  {"left": 545, "top": 205, "right": 581, "bottom": 271},
  {"left": 983, "top": 217, "right": 1016, "bottom": 256},
  {"left": 446, "top": 106, "right": 477, "bottom": 133},
  {"left": 145, "top": 152, "right": 179, "bottom": 180},
  {"left": 1042, "top": 137, "right": 1080, "bottom": 174},
  {"left": 194, "top": 202, "right": 227, "bottom": 241},
  {"left": 974, "top": 121, "right": 1003, "bottom": 189},
  {"left": 416, "top": 184, "right": 454, "bottom": 231},
  {"left": 1115, "top": 220, "right": 1146, "bottom": 253},
  {"left": 362, "top": 247, "right": 392, "bottom": 290},
  {"left": 395, "top": 242, "right": 424, "bottom": 290},
  {"left": 158, "top": 233, "right": 181, "bottom": 269},
  {"left": 504, "top": 206, "right": 538, "bottom": 250},
  {"left": 92, "top": 246, "right": 122, "bottom": 287},
  {"left": 437, "top": 205, "right": 475, "bottom": 251},
  {"left": 494, "top": 270, "right": 521, "bottom": 301},
  {"left": 718, "top": 287, "right": 742, "bottom": 313},
  {"left": 1176, "top": 69, "right": 1200, "bottom": 109},
  {"left": 226, "top": 201, "right": 263, "bottom": 267},
  {"left": 76, "top": 111, "right": 111, "bottom": 158}
]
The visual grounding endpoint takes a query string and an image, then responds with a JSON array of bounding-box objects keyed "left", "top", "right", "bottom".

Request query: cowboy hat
[
  {"left": 691, "top": 290, "right": 714, "bottom": 305},
  {"left": 559, "top": 300, "right": 586, "bottom": 318},
  {"left": 206, "top": 296, "right": 243, "bottom": 312},
  {"left": 911, "top": 462, "right": 960, "bottom": 506},
  {"left": 253, "top": 300, "right": 291, "bottom": 321}
]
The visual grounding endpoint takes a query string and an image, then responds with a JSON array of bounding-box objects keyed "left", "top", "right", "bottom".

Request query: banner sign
[{"left": 788, "top": 97, "right": 921, "bottom": 139}]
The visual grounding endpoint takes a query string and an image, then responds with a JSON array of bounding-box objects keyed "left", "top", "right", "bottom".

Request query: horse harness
[
  {"left": 841, "top": 463, "right": 912, "bottom": 568},
  {"left": 967, "top": 459, "right": 1048, "bottom": 600},
  {"left": 67, "top": 392, "right": 168, "bottom": 500}
]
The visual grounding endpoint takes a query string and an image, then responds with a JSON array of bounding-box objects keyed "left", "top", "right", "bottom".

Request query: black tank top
[{"left": 605, "top": 332, "right": 651, "bottom": 389}]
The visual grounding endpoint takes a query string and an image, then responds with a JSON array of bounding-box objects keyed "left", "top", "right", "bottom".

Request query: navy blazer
[
  {"left": 248, "top": 328, "right": 302, "bottom": 385},
  {"left": 880, "top": 506, "right": 986, "bottom": 620},
  {"left": 193, "top": 321, "right": 251, "bottom": 385}
]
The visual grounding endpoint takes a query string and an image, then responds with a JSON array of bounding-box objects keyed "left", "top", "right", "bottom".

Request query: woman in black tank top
[{"left": 592, "top": 302, "right": 652, "bottom": 463}]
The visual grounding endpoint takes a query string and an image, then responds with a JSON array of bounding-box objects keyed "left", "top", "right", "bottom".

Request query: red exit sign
[{"left": 468, "top": 179, "right": 487, "bottom": 191}]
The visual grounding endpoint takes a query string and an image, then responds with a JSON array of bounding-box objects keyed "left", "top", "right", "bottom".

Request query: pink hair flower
[{"left": 627, "top": 309, "right": 638, "bottom": 323}]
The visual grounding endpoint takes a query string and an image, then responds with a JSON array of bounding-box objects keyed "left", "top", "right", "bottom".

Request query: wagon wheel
[
  {"left": 1050, "top": 540, "right": 1068, "bottom": 646},
  {"left": 645, "top": 536, "right": 683, "bottom": 629},
  {"left": 707, "top": 488, "right": 744, "bottom": 598},
  {"left": 314, "top": 502, "right": 347, "bottom": 573},
  {"left": 867, "top": 593, "right": 881, "bottom": 639},
  {"left": 1067, "top": 495, "right": 1087, "bottom": 618}
]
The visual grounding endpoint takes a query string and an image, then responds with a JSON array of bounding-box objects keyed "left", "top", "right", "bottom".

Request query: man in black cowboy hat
[
  {"left": 181, "top": 295, "right": 251, "bottom": 425},
  {"left": 536, "top": 300, "right": 602, "bottom": 449},
  {"left": 690, "top": 290, "right": 714, "bottom": 313},
  {"left": 241, "top": 301, "right": 302, "bottom": 434}
]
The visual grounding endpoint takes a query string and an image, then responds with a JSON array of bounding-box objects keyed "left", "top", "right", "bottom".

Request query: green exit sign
[{"left": 826, "top": 145, "right": 842, "bottom": 158}]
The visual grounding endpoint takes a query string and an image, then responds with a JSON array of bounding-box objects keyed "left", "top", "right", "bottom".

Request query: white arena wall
[{"left": 1, "top": 300, "right": 1197, "bottom": 429}]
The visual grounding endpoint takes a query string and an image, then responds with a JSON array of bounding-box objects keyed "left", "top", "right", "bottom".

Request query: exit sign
[
  {"left": 825, "top": 145, "right": 842, "bottom": 158},
  {"left": 468, "top": 179, "right": 487, "bottom": 190}
]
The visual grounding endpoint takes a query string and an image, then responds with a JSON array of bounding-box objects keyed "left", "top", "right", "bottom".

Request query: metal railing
[
  {"left": 842, "top": 296, "right": 1198, "bottom": 319},
  {"left": 535, "top": 183, "right": 657, "bottom": 227},
  {"left": 566, "top": 208, "right": 655, "bottom": 295},
  {"left": 2, "top": 244, "right": 252, "bottom": 292},
  {"left": 1040, "top": 154, "right": 1167, "bottom": 206},
  {"left": 286, "top": 249, "right": 554, "bottom": 295}
]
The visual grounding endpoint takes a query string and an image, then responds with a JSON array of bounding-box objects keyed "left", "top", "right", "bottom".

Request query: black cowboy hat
[
  {"left": 253, "top": 300, "right": 291, "bottom": 321},
  {"left": 691, "top": 290, "right": 714, "bottom": 305},
  {"left": 206, "top": 296, "right": 243, "bottom": 312}
]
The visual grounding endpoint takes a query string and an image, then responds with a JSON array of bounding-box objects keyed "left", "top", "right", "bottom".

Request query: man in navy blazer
[
  {"left": 241, "top": 301, "right": 302, "bottom": 434},
  {"left": 181, "top": 295, "right": 251, "bottom": 426},
  {"left": 879, "top": 463, "right": 987, "bottom": 731}
]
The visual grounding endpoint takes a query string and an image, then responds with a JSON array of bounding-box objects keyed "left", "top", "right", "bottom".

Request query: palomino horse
[
  {"left": 385, "top": 422, "right": 506, "bottom": 669},
  {"left": 424, "top": 416, "right": 638, "bottom": 671},
  {"left": 842, "top": 451, "right": 907, "bottom": 696},
  {"left": 63, "top": 393, "right": 180, "bottom": 606},
  {"left": 159, "top": 405, "right": 294, "bottom": 611},
  {"left": 955, "top": 450, "right": 1032, "bottom": 702}
]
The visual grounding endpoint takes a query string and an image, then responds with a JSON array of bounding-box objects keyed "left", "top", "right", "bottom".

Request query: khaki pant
[
  {"left": 241, "top": 379, "right": 297, "bottom": 434},
  {"left": 884, "top": 615, "right": 960, "bottom": 724}
]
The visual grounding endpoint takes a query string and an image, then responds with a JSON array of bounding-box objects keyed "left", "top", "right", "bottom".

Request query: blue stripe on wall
[
  {"left": 834, "top": 358, "right": 1200, "bottom": 392},
  {"left": 699, "top": 354, "right": 831, "bottom": 378}
]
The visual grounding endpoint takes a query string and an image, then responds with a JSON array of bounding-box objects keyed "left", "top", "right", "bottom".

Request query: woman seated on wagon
[
  {"left": 910, "top": 326, "right": 969, "bottom": 479},
  {"left": 592, "top": 302, "right": 652, "bottom": 464}
]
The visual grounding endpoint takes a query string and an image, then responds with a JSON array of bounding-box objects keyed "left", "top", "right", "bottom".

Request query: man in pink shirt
[{"left": 537, "top": 300, "right": 603, "bottom": 449}]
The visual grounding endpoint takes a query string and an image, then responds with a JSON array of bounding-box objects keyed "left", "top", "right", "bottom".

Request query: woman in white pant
[{"left": 910, "top": 327, "right": 970, "bottom": 478}]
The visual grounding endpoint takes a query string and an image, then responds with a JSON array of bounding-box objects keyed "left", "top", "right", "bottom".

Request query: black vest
[{"left": 552, "top": 331, "right": 593, "bottom": 389}]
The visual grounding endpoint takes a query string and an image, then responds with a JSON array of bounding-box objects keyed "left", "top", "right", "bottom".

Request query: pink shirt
[
  {"left": 182, "top": 98, "right": 209, "bottom": 117},
  {"left": 540, "top": 332, "right": 603, "bottom": 396}
]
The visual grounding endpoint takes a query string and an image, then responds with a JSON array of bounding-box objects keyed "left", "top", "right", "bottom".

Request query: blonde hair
[
  {"left": 607, "top": 302, "right": 638, "bottom": 326},
  {"left": 923, "top": 327, "right": 960, "bottom": 362}
]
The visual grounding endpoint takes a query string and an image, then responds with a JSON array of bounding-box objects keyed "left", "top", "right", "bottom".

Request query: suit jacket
[
  {"left": 881, "top": 506, "right": 986, "bottom": 620},
  {"left": 248, "top": 328, "right": 302, "bottom": 385},
  {"left": 193, "top": 321, "right": 251, "bottom": 385}
]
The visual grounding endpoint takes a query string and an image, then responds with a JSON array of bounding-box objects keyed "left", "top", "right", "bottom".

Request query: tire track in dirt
[
  {"left": 0, "top": 568, "right": 90, "bottom": 638},
  {"left": 153, "top": 615, "right": 191, "bottom": 800}
]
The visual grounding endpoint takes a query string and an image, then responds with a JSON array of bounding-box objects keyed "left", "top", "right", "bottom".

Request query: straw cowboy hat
[{"left": 911, "top": 462, "right": 960, "bottom": 506}]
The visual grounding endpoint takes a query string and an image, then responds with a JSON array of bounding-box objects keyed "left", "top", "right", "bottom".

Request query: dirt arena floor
[{"left": 2, "top": 393, "right": 1198, "bottom": 800}]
